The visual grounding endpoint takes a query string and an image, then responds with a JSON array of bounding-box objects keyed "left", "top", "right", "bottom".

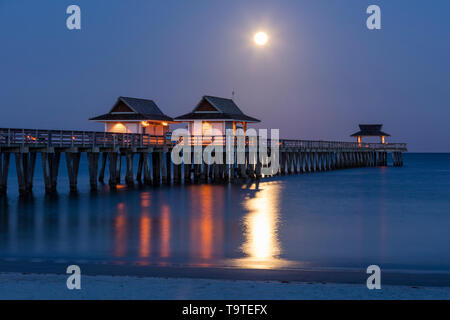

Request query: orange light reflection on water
[
  {"left": 114, "top": 202, "right": 127, "bottom": 258},
  {"left": 139, "top": 214, "right": 152, "bottom": 259},
  {"left": 190, "top": 186, "right": 224, "bottom": 266},
  {"left": 160, "top": 205, "right": 171, "bottom": 258},
  {"left": 139, "top": 192, "right": 152, "bottom": 261}
]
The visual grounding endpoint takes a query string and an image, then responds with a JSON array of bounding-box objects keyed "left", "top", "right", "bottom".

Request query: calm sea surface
[{"left": 0, "top": 153, "right": 449, "bottom": 272}]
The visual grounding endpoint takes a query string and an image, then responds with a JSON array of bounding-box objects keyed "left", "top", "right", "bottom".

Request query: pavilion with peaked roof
[
  {"left": 89, "top": 96, "right": 173, "bottom": 135},
  {"left": 174, "top": 95, "right": 260, "bottom": 136},
  {"left": 351, "top": 124, "right": 390, "bottom": 144}
]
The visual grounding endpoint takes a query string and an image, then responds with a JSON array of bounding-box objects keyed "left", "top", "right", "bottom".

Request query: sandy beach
[{"left": 1, "top": 272, "right": 449, "bottom": 300}]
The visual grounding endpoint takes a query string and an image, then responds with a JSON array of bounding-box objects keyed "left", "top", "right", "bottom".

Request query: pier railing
[
  {"left": 0, "top": 128, "right": 407, "bottom": 151},
  {"left": 173, "top": 136, "right": 406, "bottom": 151},
  {"left": 0, "top": 128, "right": 168, "bottom": 147},
  {"left": 279, "top": 139, "right": 407, "bottom": 151}
]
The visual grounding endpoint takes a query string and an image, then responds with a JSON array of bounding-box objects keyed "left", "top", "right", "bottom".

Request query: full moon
[{"left": 254, "top": 32, "right": 268, "bottom": 45}]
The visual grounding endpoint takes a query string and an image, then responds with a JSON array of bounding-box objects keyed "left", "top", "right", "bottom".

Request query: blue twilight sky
[{"left": 0, "top": 0, "right": 449, "bottom": 152}]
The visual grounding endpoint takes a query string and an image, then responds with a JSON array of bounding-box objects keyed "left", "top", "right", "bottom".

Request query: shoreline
[{"left": 1, "top": 259, "right": 450, "bottom": 288}]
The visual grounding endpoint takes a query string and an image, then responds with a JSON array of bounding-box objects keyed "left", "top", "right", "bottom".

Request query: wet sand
[{"left": 1, "top": 259, "right": 450, "bottom": 287}]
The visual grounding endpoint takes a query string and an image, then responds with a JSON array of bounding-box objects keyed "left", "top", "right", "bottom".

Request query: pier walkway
[{"left": 0, "top": 128, "right": 407, "bottom": 195}]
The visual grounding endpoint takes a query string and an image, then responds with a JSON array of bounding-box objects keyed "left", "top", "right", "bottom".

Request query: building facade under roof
[
  {"left": 174, "top": 95, "right": 260, "bottom": 136},
  {"left": 89, "top": 96, "right": 173, "bottom": 135}
]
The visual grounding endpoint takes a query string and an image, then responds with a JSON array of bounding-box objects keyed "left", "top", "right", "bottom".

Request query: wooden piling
[
  {"left": 13, "top": 153, "right": 36, "bottom": 195},
  {"left": 136, "top": 153, "right": 144, "bottom": 183},
  {"left": 87, "top": 152, "right": 99, "bottom": 190},
  {"left": 98, "top": 152, "right": 107, "bottom": 183},
  {"left": 117, "top": 155, "right": 122, "bottom": 184},
  {"left": 65, "top": 152, "right": 81, "bottom": 192},
  {"left": 0, "top": 153, "right": 10, "bottom": 195},
  {"left": 143, "top": 153, "right": 152, "bottom": 185},
  {"left": 298, "top": 152, "right": 304, "bottom": 173},
  {"left": 165, "top": 151, "right": 172, "bottom": 185},
  {"left": 42, "top": 152, "right": 60, "bottom": 193},
  {"left": 125, "top": 153, "right": 134, "bottom": 186},
  {"left": 152, "top": 152, "right": 161, "bottom": 186},
  {"left": 15, "top": 153, "right": 26, "bottom": 195},
  {"left": 184, "top": 153, "right": 192, "bottom": 184},
  {"left": 306, "top": 152, "right": 311, "bottom": 173},
  {"left": 108, "top": 152, "right": 118, "bottom": 188},
  {"left": 173, "top": 159, "right": 181, "bottom": 184}
]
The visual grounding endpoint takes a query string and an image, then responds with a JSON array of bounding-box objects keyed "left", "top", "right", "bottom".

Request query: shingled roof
[
  {"left": 174, "top": 95, "right": 260, "bottom": 123},
  {"left": 89, "top": 96, "right": 173, "bottom": 122},
  {"left": 350, "top": 124, "right": 390, "bottom": 137}
]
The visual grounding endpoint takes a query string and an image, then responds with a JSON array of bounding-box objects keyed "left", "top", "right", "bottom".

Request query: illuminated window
[{"left": 202, "top": 122, "right": 212, "bottom": 136}]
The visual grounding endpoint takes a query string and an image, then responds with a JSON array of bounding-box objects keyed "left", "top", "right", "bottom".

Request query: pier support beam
[
  {"left": 143, "top": 153, "right": 152, "bottom": 185},
  {"left": 330, "top": 152, "right": 335, "bottom": 170},
  {"left": 305, "top": 152, "right": 311, "bottom": 173},
  {"left": 246, "top": 151, "right": 255, "bottom": 180},
  {"left": 224, "top": 152, "right": 230, "bottom": 182},
  {"left": 173, "top": 160, "right": 181, "bottom": 184},
  {"left": 98, "top": 152, "right": 108, "bottom": 183},
  {"left": 165, "top": 151, "right": 172, "bottom": 185},
  {"left": 320, "top": 153, "right": 325, "bottom": 171},
  {"left": 117, "top": 155, "right": 122, "bottom": 183},
  {"left": 184, "top": 153, "right": 192, "bottom": 184},
  {"left": 338, "top": 153, "right": 343, "bottom": 168},
  {"left": 42, "top": 152, "right": 60, "bottom": 193},
  {"left": 315, "top": 152, "right": 320, "bottom": 172},
  {"left": 307, "top": 152, "right": 312, "bottom": 172},
  {"left": 293, "top": 152, "right": 299, "bottom": 174},
  {"left": 14, "top": 152, "right": 36, "bottom": 195},
  {"left": 136, "top": 153, "right": 144, "bottom": 183},
  {"left": 200, "top": 163, "right": 207, "bottom": 183},
  {"left": 280, "top": 151, "right": 286, "bottom": 175},
  {"left": 298, "top": 152, "right": 304, "bottom": 173},
  {"left": 152, "top": 152, "right": 161, "bottom": 186},
  {"left": 0, "top": 153, "right": 10, "bottom": 195},
  {"left": 125, "top": 153, "right": 134, "bottom": 186},
  {"left": 392, "top": 152, "right": 404, "bottom": 167},
  {"left": 160, "top": 152, "right": 168, "bottom": 184},
  {"left": 286, "top": 152, "right": 292, "bottom": 174},
  {"left": 108, "top": 152, "right": 119, "bottom": 188},
  {"left": 65, "top": 152, "right": 81, "bottom": 192},
  {"left": 87, "top": 152, "right": 99, "bottom": 190},
  {"left": 255, "top": 154, "right": 262, "bottom": 179}
]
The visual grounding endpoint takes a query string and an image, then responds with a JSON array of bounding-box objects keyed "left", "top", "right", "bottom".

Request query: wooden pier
[{"left": 0, "top": 128, "right": 407, "bottom": 195}]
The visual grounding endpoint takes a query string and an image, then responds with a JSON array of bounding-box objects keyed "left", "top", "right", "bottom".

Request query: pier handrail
[
  {"left": 0, "top": 128, "right": 407, "bottom": 151},
  {"left": 0, "top": 128, "right": 168, "bottom": 147},
  {"left": 174, "top": 135, "right": 407, "bottom": 151}
]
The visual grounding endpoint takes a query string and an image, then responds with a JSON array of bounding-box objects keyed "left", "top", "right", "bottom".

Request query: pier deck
[{"left": 0, "top": 128, "right": 407, "bottom": 195}]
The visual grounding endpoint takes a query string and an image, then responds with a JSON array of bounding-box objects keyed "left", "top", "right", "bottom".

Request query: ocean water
[{"left": 0, "top": 153, "right": 449, "bottom": 272}]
